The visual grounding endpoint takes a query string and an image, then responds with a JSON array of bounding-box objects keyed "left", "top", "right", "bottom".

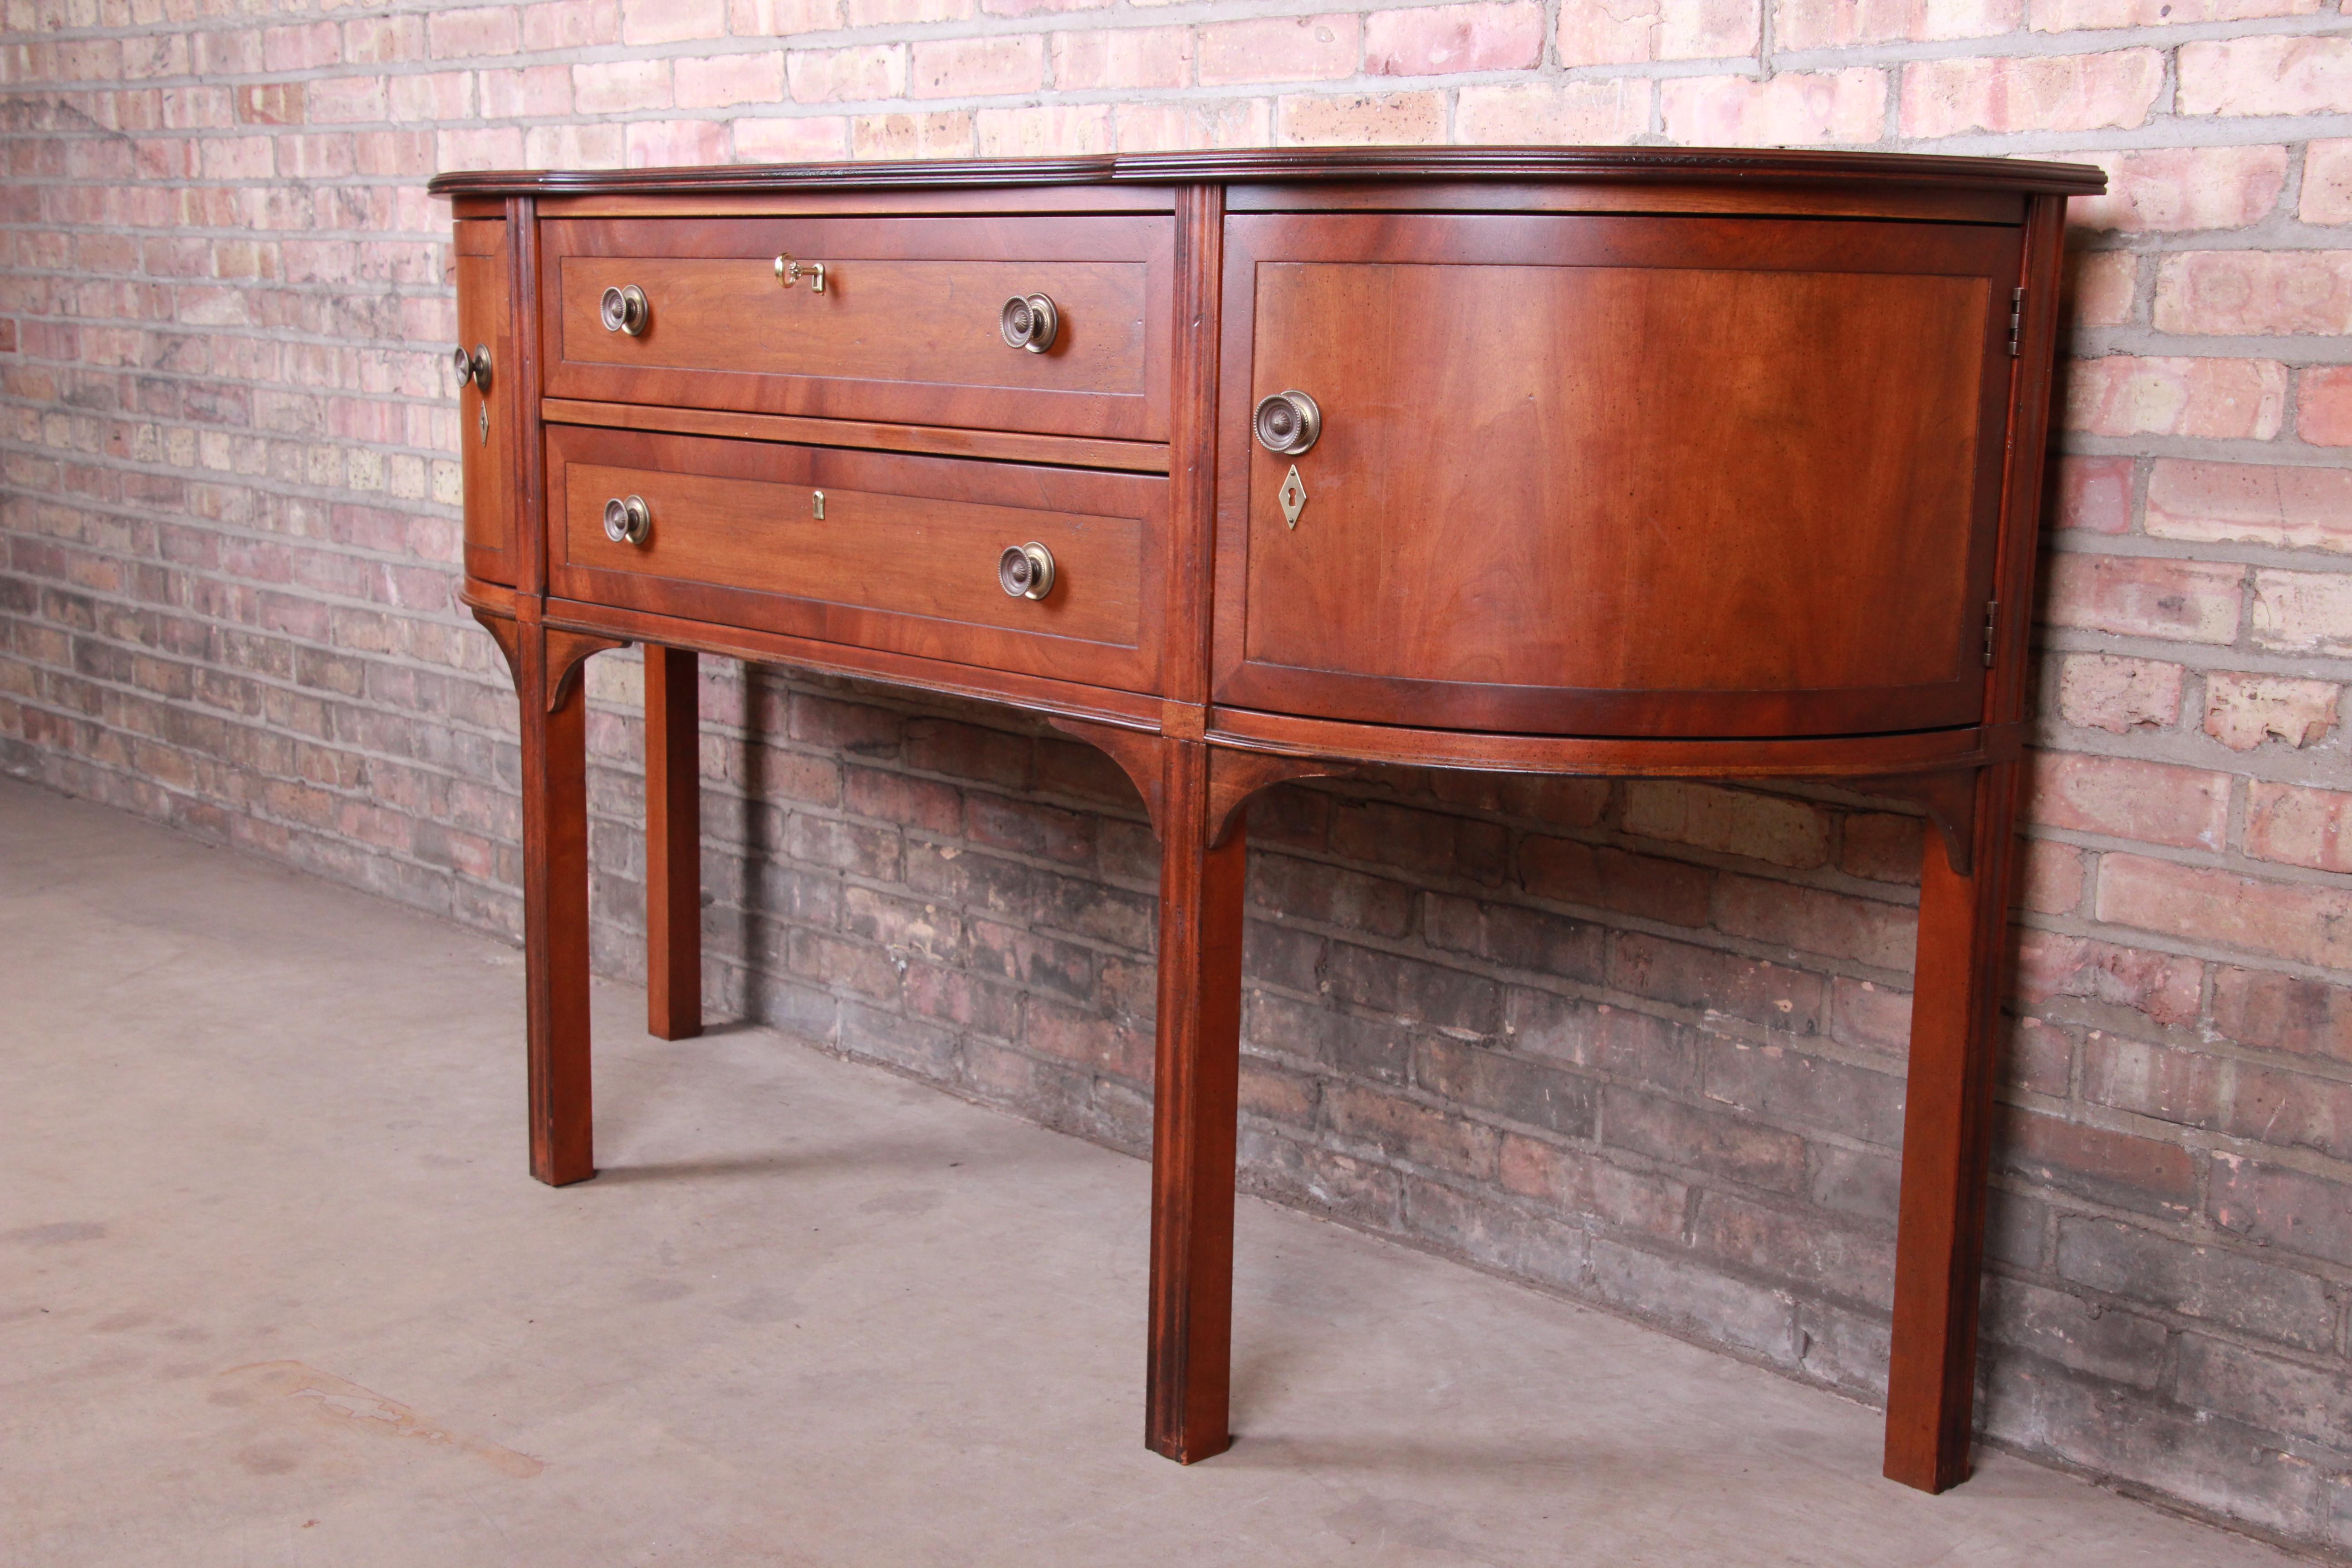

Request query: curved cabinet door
[{"left": 1213, "top": 212, "right": 2023, "bottom": 738}]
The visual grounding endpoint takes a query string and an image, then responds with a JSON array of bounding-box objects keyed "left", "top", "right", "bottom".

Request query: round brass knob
[
  {"left": 1253, "top": 390, "right": 1320, "bottom": 456},
  {"left": 1000, "top": 294, "right": 1058, "bottom": 353},
  {"left": 598, "top": 284, "right": 650, "bottom": 336},
  {"left": 998, "top": 541, "right": 1055, "bottom": 600},
  {"left": 452, "top": 343, "right": 490, "bottom": 392},
  {"left": 602, "top": 495, "right": 651, "bottom": 546}
]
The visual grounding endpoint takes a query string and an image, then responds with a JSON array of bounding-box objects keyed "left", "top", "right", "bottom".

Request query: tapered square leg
[
  {"left": 1146, "top": 739, "right": 1248, "bottom": 1463},
  {"left": 1884, "top": 762, "right": 2019, "bottom": 1490},
  {"left": 519, "top": 620, "right": 597, "bottom": 1187},
  {"left": 644, "top": 645, "right": 702, "bottom": 1042}
]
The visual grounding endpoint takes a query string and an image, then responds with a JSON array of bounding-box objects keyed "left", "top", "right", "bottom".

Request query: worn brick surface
[{"left": 3, "top": 0, "right": 2351, "bottom": 1552}]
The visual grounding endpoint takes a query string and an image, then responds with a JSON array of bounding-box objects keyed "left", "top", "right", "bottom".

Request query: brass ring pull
[
  {"left": 1253, "top": 390, "right": 1320, "bottom": 456},
  {"left": 602, "top": 495, "right": 651, "bottom": 546},
  {"left": 774, "top": 255, "right": 826, "bottom": 293},
  {"left": 598, "top": 284, "right": 650, "bottom": 336},
  {"left": 451, "top": 343, "right": 491, "bottom": 392},
  {"left": 998, "top": 542, "right": 1055, "bottom": 600},
  {"left": 1000, "top": 294, "right": 1058, "bottom": 353}
]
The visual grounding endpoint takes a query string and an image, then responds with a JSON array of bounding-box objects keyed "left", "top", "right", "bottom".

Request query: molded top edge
[{"left": 427, "top": 145, "right": 2107, "bottom": 198}]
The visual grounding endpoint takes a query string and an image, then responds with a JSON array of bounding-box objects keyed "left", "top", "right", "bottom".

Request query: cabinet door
[
  {"left": 454, "top": 218, "right": 519, "bottom": 587},
  {"left": 1213, "top": 214, "right": 2022, "bottom": 737}
]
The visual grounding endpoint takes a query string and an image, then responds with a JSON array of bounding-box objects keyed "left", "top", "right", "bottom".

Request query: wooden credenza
[{"left": 431, "top": 148, "right": 2104, "bottom": 1494}]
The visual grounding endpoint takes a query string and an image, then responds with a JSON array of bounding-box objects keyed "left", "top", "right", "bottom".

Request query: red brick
[
  {"left": 1277, "top": 91, "right": 1446, "bottom": 147},
  {"left": 2034, "top": 0, "right": 2316, "bottom": 24},
  {"left": 2063, "top": 355, "right": 2287, "bottom": 440},
  {"left": 2252, "top": 569, "right": 2352, "bottom": 655},
  {"left": 2245, "top": 781, "right": 2352, "bottom": 872},
  {"left": 2041, "top": 553, "right": 2244, "bottom": 645},
  {"left": 1774, "top": 0, "right": 2018, "bottom": 48},
  {"left": 1198, "top": 14, "right": 1359, "bottom": 86},
  {"left": 1662, "top": 69, "right": 1884, "bottom": 145},
  {"left": 2017, "top": 837, "right": 2087, "bottom": 916},
  {"left": 1507, "top": 992, "right": 1698, "bottom": 1090},
  {"left": 573, "top": 59, "right": 670, "bottom": 114},
  {"left": 2211, "top": 966, "right": 2352, "bottom": 1063},
  {"left": 2053, "top": 454, "right": 2133, "bottom": 534},
  {"left": 2066, "top": 144, "right": 2287, "bottom": 233},
  {"left": 1499, "top": 1133, "right": 1686, "bottom": 1236},
  {"left": 911, "top": 35, "right": 1045, "bottom": 97},
  {"left": 2056, "top": 654, "right": 2184, "bottom": 735},
  {"left": 2228, "top": 1065, "right": 2352, "bottom": 1161},
  {"left": 735, "top": 116, "right": 850, "bottom": 161},
  {"left": 977, "top": 103, "right": 1114, "bottom": 159},
  {"left": 1611, "top": 933, "right": 1824, "bottom": 1033},
  {"left": 1622, "top": 781, "right": 1829, "bottom": 868},
  {"left": 623, "top": 0, "right": 726, "bottom": 41},
  {"left": 2082, "top": 1032, "right": 2225, "bottom": 1127},
  {"left": 1901, "top": 50, "right": 2161, "bottom": 137},
  {"left": 523, "top": 0, "right": 622, "bottom": 49},
  {"left": 1840, "top": 812, "right": 1923, "bottom": 883},
  {"left": 2001, "top": 1107, "right": 2197, "bottom": 1216},
  {"left": 1714, "top": 877, "right": 1916, "bottom": 970},
  {"left": 1831, "top": 976, "right": 1911, "bottom": 1054},
  {"left": 2025, "top": 750, "right": 2229, "bottom": 850},
  {"left": 2205, "top": 674, "right": 2339, "bottom": 752},
  {"left": 788, "top": 45, "right": 903, "bottom": 103},
  {"left": 2209, "top": 1157, "right": 2352, "bottom": 1266},
  {"left": 2178, "top": 36, "right": 2352, "bottom": 117},
  {"left": 2155, "top": 250, "right": 2352, "bottom": 337},
  {"left": 1705, "top": 1036, "right": 1906, "bottom": 1145},
  {"left": 1520, "top": 837, "right": 1713, "bottom": 926},
  {"left": 1327, "top": 1081, "right": 1501, "bottom": 1179},
  {"left": 1603, "top": 1086, "right": 1808, "bottom": 1191},
  {"left": 1111, "top": 100, "right": 1273, "bottom": 152},
  {"left": 2298, "top": 365, "right": 2352, "bottom": 445},
  {"left": 2147, "top": 460, "right": 2352, "bottom": 554},
  {"left": 1050, "top": 28, "right": 1191, "bottom": 90},
  {"left": 2014, "top": 929, "right": 2201, "bottom": 1027},
  {"left": 2071, "top": 250, "right": 2136, "bottom": 327},
  {"left": 2009, "top": 1014, "right": 2076, "bottom": 1097},
  {"left": 2097, "top": 853, "right": 2352, "bottom": 970},
  {"left": 676, "top": 51, "right": 785, "bottom": 109},
  {"left": 1453, "top": 80, "right": 1652, "bottom": 143},
  {"left": 1551, "top": 0, "right": 1760, "bottom": 62},
  {"left": 426, "top": 5, "right": 519, "bottom": 58},
  {"left": 2304, "top": 138, "right": 2352, "bottom": 226},
  {"left": 1363, "top": 1, "right": 1544, "bottom": 74}
]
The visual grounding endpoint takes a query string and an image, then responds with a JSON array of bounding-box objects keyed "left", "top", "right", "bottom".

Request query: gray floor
[{"left": 0, "top": 776, "right": 2302, "bottom": 1567}]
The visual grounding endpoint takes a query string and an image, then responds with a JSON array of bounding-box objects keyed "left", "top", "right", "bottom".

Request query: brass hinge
[
  {"left": 1983, "top": 601, "right": 2000, "bottom": 667},
  {"left": 2007, "top": 288, "right": 2025, "bottom": 357}
]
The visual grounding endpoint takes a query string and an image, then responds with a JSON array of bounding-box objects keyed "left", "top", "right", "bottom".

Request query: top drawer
[{"left": 541, "top": 216, "right": 1174, "bottom": 442}]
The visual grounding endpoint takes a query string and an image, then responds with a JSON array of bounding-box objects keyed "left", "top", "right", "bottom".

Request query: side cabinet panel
[
  {"left": 455, "top": 217, "right": 520, "bottom": 586},
  {"left": 1212, "top": 213, "right": 2023, "bottom": 738}
]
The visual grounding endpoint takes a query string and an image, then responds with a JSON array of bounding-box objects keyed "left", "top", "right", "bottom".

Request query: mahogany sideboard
[{"left": 429, "top": 147, "right": 2105, "bottom": 1494}]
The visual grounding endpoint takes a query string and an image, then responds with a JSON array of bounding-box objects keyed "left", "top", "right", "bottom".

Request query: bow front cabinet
[{"left": 430, "top": 148, "right": 2104, "bottom": 1494}]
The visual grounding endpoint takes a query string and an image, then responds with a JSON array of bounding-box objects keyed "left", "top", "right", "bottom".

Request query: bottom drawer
[{"left": 547, "top": 425, "right": 1165, "bottom": 692}]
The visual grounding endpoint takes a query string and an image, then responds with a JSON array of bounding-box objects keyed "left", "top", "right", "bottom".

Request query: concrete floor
[{"left": 0, "top": 776, "right": 2303, "bottom": 1568}]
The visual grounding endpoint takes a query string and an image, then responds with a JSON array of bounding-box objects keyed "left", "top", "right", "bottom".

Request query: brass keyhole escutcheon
[
  {"left": 478, "top": 405, "right": 490, "bottom": 446},
  {"left": 1279, "top": 465, "right": 1306, "bottom": 529}
]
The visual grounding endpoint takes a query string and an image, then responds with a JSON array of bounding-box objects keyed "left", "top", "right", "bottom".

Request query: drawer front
[
  {"left": 542, "top": 216, "right": 1173, "bottom": 442},
  {"left": 548, "top": 425, "right": 1164, "bottom": 693},
  {"left": 1213, "top": 212, "right": 2021, "bottom": 738}
]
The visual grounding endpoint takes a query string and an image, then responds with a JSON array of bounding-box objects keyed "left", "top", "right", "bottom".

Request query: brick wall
[{"left": 4, "top": 0, "right": 2349, "bottom": 1549}]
